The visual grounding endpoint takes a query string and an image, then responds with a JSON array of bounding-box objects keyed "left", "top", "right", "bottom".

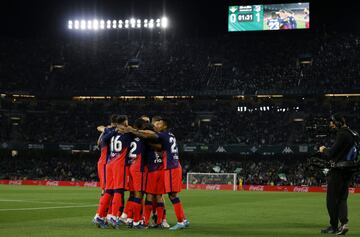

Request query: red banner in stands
[
  {"left": 242, "top": 185, "right": 360, "bottom": 194},
  {"left": 1, "top": 180, "right": 360, "bottom": 193},
  {"left": 186, "top": 184, "right": 235, "bottom": 190},
  {"left": 0, "top": 179, "right": 99, "bottom": 187}
]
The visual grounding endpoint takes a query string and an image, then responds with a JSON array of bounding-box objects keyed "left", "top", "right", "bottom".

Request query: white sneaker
[{"left": 161, "top": 219, "right": 170, "bottom": 228}]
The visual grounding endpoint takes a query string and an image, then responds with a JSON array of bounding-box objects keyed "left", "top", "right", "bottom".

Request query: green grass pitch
[{"left": 0, "top": 185, "right": 359, "bottom": 237}]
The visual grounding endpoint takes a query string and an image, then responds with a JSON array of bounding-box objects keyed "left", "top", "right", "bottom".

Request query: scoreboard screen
[{"left": 228, "top": 2, "right": 310, "bottom": 32}]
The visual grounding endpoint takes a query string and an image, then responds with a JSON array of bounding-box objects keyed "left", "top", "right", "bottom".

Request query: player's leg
[
  {"left": 165, "top": 167, "right": 189, "bottom": 230},
  {"left": 143, "top": 193, "right": 154, "bottom": 226},
  {"left": 120, "top": 168, "right": 134, "bottom": 223},
  {"left": 94, "top": 163, "right": 114, "bottom": 228},
  {"left": 160, "top": 196, "right": 170, "bottom": 228},
  {"left": 155, "top": 194, "right": 165, "bottom": 226},
  {"left": 132, "top": 191, "right": 144, "bottom": 228},
  {"left": 108, "top": 161, "right": 126, "bottom": 228},
  {"left": 120, "top": 191, "right": 134, "bottom": 224},
  {"left": 94, "top": 162, "right": 105, "bottom": 217},
  {"left": 131, "top": 171, "right": 145, "bottom": 227}
]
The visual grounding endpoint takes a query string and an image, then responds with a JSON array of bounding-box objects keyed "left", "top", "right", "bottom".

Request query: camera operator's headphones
[{"left": 330, "top": 114, "right": 346, "bottom": 128}]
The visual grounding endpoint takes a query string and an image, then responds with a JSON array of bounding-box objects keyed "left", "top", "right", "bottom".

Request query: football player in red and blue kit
[
  {"left": 95, "top": 115, "right": 132, "bottom": 229},
  {"left": 122, "top": 118, "right": 148, "bottom": 228},
  {"left": 93, "top": 115, "right": 121, "bottom": 227},
  {"left": 122, "top": 116, "right": 189, "bottom": 230}
]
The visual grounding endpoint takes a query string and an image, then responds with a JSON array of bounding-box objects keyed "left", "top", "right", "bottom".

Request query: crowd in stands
[
  {"left": 1, "top": 152, "right": 359, "bottom": 187},
  {"left": 1, "top": 32, "right": 360, "bottom": 95},
  {"left": 1, "top": 31, "right": 360, "bottom": 187},
  {"left": 1, "top": 97, "right": 360, "bottom": 146}
]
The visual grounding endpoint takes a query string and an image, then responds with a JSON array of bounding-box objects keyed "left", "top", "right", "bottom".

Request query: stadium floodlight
[
  {"left": 130, "top": 18, "right": 136, "bottom": 28},
  {"left": 161, "top": 17, "right": 168, "bottom": 28},
  {"left": 74, "top": 20, "right": 79, "bottom": 29},
  {"left": 149, "top": 19, "right": 154, "bottom": 28},
  {"left": 136, "top": 19, "right": 141, "bottom": 28},
  {"left": 93, "top": 19, "right": 99, "bottom": 30},
  {"left": 156, "top": 18, "right": 161, "bottom": 28},
  {"left": 68, "top": 17, "right": 169, "bottom": 31},
  {"left": 87, "top": 20, "right": 92, "bottom": 29},
  {"left": 144, "top": 19, "right": 148, "bottom": 28},
  {"left": 68, "top": 20, "right": 73, "bottom": 29},
  {"left": 100, "top": 20, "right": 105, "bottom": 29},
  {"left": 80, "top": 20, "right": 86, "bottom": 30}
]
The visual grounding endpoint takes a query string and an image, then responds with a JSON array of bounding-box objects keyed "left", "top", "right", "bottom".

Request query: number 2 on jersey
[{"left": 169, "top": 137, "right": 178, "bottom": 154}]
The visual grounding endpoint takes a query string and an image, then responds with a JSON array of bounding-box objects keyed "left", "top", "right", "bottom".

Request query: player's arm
[
  {"left": 120, "top": 126, "right": 159, "bottom": 139},
  {"left": 100, "top": 129, "right": 117, "bottom": 144},
  {"left": 96, "top": 132, "right": 104, "bottom": 146},
  {"left": 97, "top": 125, "right": 106, "bottom": 133}
]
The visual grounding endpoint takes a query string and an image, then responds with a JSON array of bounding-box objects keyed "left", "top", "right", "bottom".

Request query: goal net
[{"left": 186, "top": 172, "right": 238, "bottom": 191}]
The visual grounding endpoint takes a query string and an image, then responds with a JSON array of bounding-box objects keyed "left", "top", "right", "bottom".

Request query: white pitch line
[
  {"left": 0, "top": 199, "right": 89, "bottom": 205},
  {"left": 0, "top": 204, "right": 97, "bottom": 211}
]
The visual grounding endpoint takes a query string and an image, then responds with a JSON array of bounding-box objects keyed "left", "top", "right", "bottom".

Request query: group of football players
[
  {"left": 266, "top": 8, "right": 310, "bottom": 30},
  {"left": 92, "top": 114, "right": 189, "bottom": 230}
]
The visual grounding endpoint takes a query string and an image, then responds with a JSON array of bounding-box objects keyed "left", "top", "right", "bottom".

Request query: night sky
[{"left": 0, "top": 0, "right": 359, "bottom": 38}]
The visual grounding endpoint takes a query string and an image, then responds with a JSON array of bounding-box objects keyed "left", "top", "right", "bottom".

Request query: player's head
[
  {"left": 286, "top": 10, "right": 295, "bottom": 17},
  {"left": 271, "top": 12, "right": 278, "bottom": 19},
  {"left": 152, "top": 116, "right": 170, "bottom": 132},
  {"left": 115, "top": 115, "right": 128, "bottom": 127},
  {"left": 278, "top": 10, "right": 287, "bottom": 19},
  {"left": 133, "top": 118, "right": 147, "bottom": 130},
  {"left": 140, "top": 115, "right": 150, "bottom": 123},
  {"left": 110, "top": 114, "right": 121, "bottom": 126},
  {"left": 330, "top": 113, "right": 346, "bottom": 129},
  {"left": 139, "top": 115, "right": 154, "bottom": 130}
]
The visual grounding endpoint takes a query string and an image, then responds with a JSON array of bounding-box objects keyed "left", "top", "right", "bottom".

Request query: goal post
[{"left": 186, "top": 172, "right": 238, "bottom": 191}]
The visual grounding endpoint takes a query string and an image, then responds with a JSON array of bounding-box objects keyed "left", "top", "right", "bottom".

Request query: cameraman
[{"left": 319, "top": 114, "right": 357, "bottom": 235}]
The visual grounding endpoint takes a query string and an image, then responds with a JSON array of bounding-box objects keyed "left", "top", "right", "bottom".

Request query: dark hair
[
  {"left": 118, "top": 115, "right": 128, "bottom": 124},
  {"left": 151, "top": 115, "right": 162, "bottom": 123},
  {"left": 110, "top": 114, "right": 119, "bottom": 124},
  {"left": 133, "top": 118, "right": 147, "bottom": 130},
  {"left": 152, "top": 115, "right": 170, "bottom": 128},
  {"left": 271, "top": 12, "right": 277, "bottom": 18},
  {"left": 110, "top": 114, "right": 128, "bottom": 124},
  {"left": 331, "top": 113, "right": 346, "bottom": 127}
]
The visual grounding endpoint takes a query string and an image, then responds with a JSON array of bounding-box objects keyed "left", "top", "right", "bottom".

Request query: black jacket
[{"left": 324, "top": 127, "right": 355, "bottom": 163}]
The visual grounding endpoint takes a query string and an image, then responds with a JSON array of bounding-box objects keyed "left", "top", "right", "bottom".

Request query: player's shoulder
[{"left": 104, "top": 127, "right": 115, "bottom": 133}]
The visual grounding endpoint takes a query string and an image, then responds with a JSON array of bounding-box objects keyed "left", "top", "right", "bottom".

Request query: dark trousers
[{"left": 326, "top": 168, "right": 353, "bottom": 228}]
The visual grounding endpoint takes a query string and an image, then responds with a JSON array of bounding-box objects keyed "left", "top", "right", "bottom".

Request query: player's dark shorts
[
  {"left": 105, "top": 159, "right": 127, "bottom": 190},
  {"left": 128, "top": 167, "right": 147, "bottom": 192},
  {"left": 146, "top": 170, "right": 166, "bottom": 195},
  {"left": 97, "top": 160, "right": 107, "bottom": 190},
  {"left": 165, "top": 166, "right": 182, "bottom": 193}
]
